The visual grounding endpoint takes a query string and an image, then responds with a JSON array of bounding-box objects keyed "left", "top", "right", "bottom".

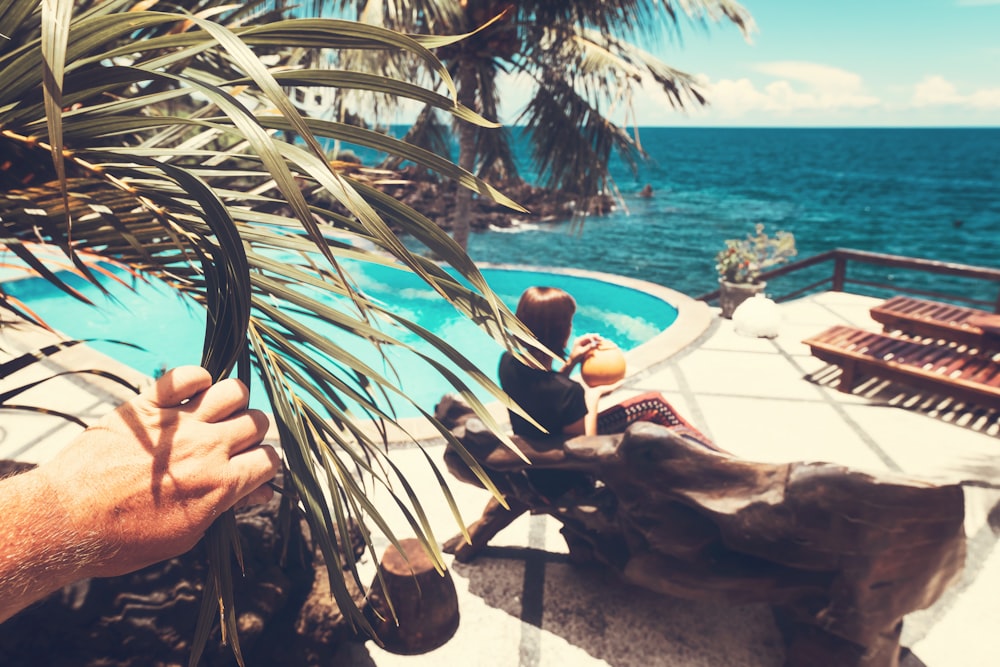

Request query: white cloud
[
  {"left": 911, "top": 75, "right": 1000, "bottom": 109},
  {"left": 752, "top": 61, "right": 865, "bottom": 93},
  {"left": 682, "top": 62, "right": 880, "bottom": 119},
  {"left": 912, "top": 75, "right": 964, "bottom": 106},
  {"left": 621, "top": 62, "right": 882, "bottom": 125},
  {"left": 696, "top": 77, "right": 767, "bottom": 117},
  {"left": 968, "top": 88, "right": 1000, "bottom": 108},
  {"left": 498, "top": 63, "right": 997, "bottom": 127}
]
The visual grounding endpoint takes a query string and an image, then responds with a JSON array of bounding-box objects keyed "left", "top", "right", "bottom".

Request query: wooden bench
[
  {"left": 869, "top": 295, "right": 1000, "bottom": 350},
  {"left": 435, "top": 396, "right": 965, "bottom": 667},
  {"left": 803, "top": 324, "right": 1000, "bottom": 409}
]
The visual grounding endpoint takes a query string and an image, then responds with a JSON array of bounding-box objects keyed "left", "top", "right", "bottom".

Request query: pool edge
[{"left": 372, "top": 263, "right": 713, "bottom": 445}]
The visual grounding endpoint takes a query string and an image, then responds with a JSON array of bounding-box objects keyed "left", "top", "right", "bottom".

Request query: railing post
[{"left": 832, "top": 255, "right": 847, "bottom": 292}]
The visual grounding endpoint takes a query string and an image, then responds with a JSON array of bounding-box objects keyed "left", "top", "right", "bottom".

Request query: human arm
[
  {"left": 0, "top": 366, "right": 279, "bottom": 623},
  {"left": 562, "top": 380, "right": 625, "bottom": 437}
]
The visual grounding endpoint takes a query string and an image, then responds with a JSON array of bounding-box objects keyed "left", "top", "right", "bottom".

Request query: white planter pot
[{"left": 718, "top": 280, "right": 766, "bottom": 319}]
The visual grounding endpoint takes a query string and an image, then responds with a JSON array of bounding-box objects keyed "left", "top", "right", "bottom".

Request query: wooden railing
[{"left": 696, "top": 248, "right": 1000, "bottom": 313}]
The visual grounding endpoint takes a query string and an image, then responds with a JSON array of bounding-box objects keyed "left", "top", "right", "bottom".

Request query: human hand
[
  {"left": 567, "top": 333, "right": 602, "bottom": 366},
  {"left": 590, "top": 378, "right": 625, "bottom": 395},
  {"left": 40, "top": 366, "right": 279, "bottom": 579}
]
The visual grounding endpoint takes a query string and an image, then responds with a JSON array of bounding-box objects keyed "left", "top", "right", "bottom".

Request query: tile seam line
[
  {"left": 782, "top": 293, "right": 906, "bottom": 472},
  {"left": 769, "top": 336, "right": 904, "bottom": 473},
  {"left": 519, "top": 514, "right": 548, "bottom": 667}
]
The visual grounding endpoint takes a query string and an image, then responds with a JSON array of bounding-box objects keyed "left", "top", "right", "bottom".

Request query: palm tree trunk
[{"left": 451, "top": 61, "right": 478, "bottom": 251}]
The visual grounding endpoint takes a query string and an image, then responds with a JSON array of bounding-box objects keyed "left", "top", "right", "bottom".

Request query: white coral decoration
[{"left": 732, "top": 293, "right": 782, "bottom": 339}]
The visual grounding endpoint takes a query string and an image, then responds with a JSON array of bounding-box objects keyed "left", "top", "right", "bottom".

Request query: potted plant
[{"left": 715, "top": 224, "right": 797, "bottom": 318}]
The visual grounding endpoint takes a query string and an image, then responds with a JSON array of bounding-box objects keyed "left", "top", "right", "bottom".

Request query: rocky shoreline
[
  {"left": 385, "top": 171, "right": 615, "bottom": 233},
  {"left": 326, "top": 161, "right": 617, "bottom": 235}
]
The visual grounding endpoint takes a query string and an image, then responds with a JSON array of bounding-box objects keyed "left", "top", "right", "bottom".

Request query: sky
[{"left": 500, "top": 0, "right": 1000, "bottom": 127}]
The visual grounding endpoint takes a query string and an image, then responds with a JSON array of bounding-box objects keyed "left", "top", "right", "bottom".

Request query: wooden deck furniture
[
  {"left": 869, "top": 295, "right": 1000, "bottom": 350},
  {"left": 803, "top": 324, "right": 1000, "bottom": 409},
  {"left": 435, "top": 396, "right": 965, "bottom": 667}
]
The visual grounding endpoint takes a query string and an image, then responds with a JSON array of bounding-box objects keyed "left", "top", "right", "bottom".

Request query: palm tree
[
  {"left": 0, "top": 0, "right": 539, "bottom": 662},
  {"left": 320, "top": 0, "right": 755, "bottom": 249}
]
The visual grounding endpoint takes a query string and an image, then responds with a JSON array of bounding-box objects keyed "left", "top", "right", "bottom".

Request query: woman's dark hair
[{"left": 515, "top": 286, "right": 576, "bottom": 358}]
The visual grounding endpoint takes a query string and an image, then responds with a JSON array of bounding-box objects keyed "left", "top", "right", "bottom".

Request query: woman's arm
[{"left": 563, "top": 380, "right": 625, "bottom": 437}]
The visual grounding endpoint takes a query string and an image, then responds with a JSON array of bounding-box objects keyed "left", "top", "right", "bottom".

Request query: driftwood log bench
[{"left": 435, "top": 396, "right": 966, "bottom": 667}]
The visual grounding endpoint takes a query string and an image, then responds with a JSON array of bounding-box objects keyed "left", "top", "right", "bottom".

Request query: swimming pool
[{"left": 2, "top": 259, "right": 679, "bottom": 419}]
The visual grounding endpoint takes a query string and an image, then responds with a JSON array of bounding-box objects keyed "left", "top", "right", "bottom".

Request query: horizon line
[{"left": 382, "top": 122, "right": 999, "bottom": 131}]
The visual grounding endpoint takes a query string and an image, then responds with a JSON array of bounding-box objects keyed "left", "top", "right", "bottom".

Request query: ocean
[{"left": 446, "top": 127, "right": 1000, "bottom": 304}]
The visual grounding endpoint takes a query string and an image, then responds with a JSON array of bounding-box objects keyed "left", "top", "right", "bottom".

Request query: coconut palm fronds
[{"left": 0, "top": 0, "right": 538, "bottom": 663}]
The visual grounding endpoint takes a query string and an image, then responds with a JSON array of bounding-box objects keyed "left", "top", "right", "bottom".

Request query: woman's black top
[{"left": 497, "top": 352, "right": 588, "bottom": 439}]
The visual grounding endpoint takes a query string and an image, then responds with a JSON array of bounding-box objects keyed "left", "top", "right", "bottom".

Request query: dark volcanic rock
[
  {"left": 380, "top": 171, "right": 616, "bottom": 233},
  {"left": 292, "top": 164, "right": 616, "bottom": 236}
]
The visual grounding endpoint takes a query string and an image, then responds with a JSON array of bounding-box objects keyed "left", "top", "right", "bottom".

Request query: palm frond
[
  {"left": 519, "top": 76, "right": 639, "bottom": 198},
  {"left": 388, "top": 104, "right": 453, "bottom": 171},
  {"left": 0, "top": 1, "right": 537, "bottom": 663}
]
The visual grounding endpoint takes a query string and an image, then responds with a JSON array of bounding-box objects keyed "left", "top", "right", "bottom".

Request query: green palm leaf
[{"left": 0, "top": 1, "right": 541, "bottom": 664}]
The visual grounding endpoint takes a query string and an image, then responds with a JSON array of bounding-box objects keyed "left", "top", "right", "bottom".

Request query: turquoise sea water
[{"left": 452, "top": 127, "right": 999, "bottom": 303}]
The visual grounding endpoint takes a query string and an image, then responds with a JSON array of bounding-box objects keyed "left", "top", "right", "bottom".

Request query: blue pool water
[{"left": 3, "top": 259, "right": 677, "bottom": 418}]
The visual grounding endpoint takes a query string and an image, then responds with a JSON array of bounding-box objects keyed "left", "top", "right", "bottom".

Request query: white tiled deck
[
  {"left": 337, "top": 291, "right": 1000, "bottom": 667},
  {"left": 2, "top": 291, "right": 998, "bottom": 667}
]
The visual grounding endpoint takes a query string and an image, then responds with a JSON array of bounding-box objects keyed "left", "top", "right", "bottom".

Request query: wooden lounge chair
[
  {"left": 869, "top": 295, "right": 1000, "bottom": 350},
  {"left": 803, "top": 324, "right": 1000, "bottom": 409}
]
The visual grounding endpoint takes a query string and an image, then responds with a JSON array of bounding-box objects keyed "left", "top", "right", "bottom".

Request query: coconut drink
[{"left": 580, "top": 340, "right": 626, "bottom": 387}]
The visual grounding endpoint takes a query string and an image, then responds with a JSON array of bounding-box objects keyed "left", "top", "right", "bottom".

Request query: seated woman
[
  {"left": 500, "top": 285, "right": 712, "bottom": 443},
  {"left": 444, "top": 286, "right": 714, "bottom": 562}
]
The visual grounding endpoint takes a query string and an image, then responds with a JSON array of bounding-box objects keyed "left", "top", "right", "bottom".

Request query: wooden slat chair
[
  {"left": 869, "top": 295, "right": 1000, "bottom": 350},
  {"left": 803, "top": 324, "right": 1000, "bottom": 409}
]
